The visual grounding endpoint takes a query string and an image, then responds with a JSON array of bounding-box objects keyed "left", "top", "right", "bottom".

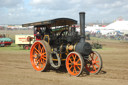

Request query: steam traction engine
[{"left": 22, "top": 12, "right": 103, "bottom": 76}]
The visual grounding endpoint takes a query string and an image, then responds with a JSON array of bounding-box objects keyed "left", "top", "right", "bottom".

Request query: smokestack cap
[{"left": 79, "top": 12, "right": 86, "bottom": 14}]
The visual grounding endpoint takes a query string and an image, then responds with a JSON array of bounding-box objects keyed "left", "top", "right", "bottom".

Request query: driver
[
  {"left": 45, "top": 24, "right": 52, "bottom": 35},
  {"left": 34, "top": 26, "right": 44, "bottom": 40}
]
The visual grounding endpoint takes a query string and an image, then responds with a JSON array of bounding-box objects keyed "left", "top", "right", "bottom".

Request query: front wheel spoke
[
  {"left": 41, "top": 59, "right": 44, "bottom": 64},
  {"left": 76, "top": 63, "right": 81, "bottom": 66},
  {"left": 68, "top": 63, "right": 71, "bottom": 65},
  {"left": 74, "top": 67, "right": 77, "bottom": 73},
  {"left": 69, "top": 58, "right": 73, "bottom": 63},
  {"left": 77, "top": 66, "right": 81, "bottom": 70},
  {"left": 72, "top": 55, "right": 76, "bottom": 61},
  {"left": 74, "top": 55, "right": 77, "bottom": 62},
  {"left": 76, "top": 59, "right": 80, "bottom": 63},
  {"left": 69, "top": 66, "right": 73, "bottom": 69}
]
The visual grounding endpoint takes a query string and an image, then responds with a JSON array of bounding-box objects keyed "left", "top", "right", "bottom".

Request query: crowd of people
[{"left": 87, "top": 31, "right": 128, "bottom": 41}]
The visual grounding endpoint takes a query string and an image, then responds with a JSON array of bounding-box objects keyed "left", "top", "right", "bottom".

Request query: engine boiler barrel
[{"left": 79, "top": 12, "right": 85, "bottom": 42}]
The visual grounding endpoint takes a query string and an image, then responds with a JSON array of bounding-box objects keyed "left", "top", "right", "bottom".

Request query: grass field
[{"left": 0, "top": 30, "right": 128, "bottom": 85}]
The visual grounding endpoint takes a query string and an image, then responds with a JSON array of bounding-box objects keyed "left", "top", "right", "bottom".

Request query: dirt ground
[{"left": 0, "top": 30, "right": 128, "bottom": 85}]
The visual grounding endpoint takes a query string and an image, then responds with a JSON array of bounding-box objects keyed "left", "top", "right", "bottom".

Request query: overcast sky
[{"left": 0, "top": 0, "right": 128, "bottom": 24}]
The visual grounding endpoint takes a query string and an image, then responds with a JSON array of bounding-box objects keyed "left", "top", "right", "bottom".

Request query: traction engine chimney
[
  {"left": 79, "top": 12, "right": 85, "bottom": 42},
  {"left": 75, "top": 12, "right": 92, "bottom": 56}
]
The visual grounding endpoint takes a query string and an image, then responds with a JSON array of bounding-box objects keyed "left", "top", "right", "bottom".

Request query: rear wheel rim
[
  {"left": 85, "top": 51, "right": 102, "bottom": 74},
  {"left": 66, "top": 52, "right": 83, "bottom": 76},
  {"left": 30, "top": 41, "right": 47, "bottom": 71}
]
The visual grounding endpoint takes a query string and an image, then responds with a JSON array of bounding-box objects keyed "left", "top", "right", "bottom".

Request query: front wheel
[
  {"left": 85, "top": 51, "right": 103, "bottom": 74},
  {"left": 66, "top": 52, "right": 84, "bottom": 77}
]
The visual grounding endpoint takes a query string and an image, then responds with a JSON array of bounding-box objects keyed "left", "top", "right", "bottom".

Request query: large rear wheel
[
  {"left": 85, "top": 51, "right": 102, "bottom": 74},
  {"left": 30, "top": 40, "right": 51, "bottom": 71},
  {"left": 66, "top": 52, "right": 84, "bottom": 77}
]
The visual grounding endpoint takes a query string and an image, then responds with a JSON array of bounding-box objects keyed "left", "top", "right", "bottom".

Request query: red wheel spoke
[
  {"left": 38, "top": 59, "right": 41, "bottom": 63},
  {"left": 38, "top": 63, "right": 41, "bottom": 68},
  {"left": 90, "top": 53, "right": 94, "bottom": 60},
  {"left": 41, "top": 54, "right": 46, "bottom": 58},
  {"left": 76, "top": 59, "right": 80, "bottom": 63},
  {"left": 34, "top": 47, "right": 40, "bottom": 54},
  {"left": 41, "top": 59, "right": 45, "bottom": 64},
  {"left": 95, "top": 61, "right": 99, "bottom": 63},
  {"left": 40, "top": 59, "right": 43, "bottom": 63},
  {"left": 43, "top": 55, "right": 46, "bottom": 57},
  {"left": 76, "top": 63, "right": 81, "bottom": 66},
  {"left": 95, "top": 63, "right": 99, "bottom": 68},
  {"left": 77, "top": 66, "right": 81, "bottom": 70},
  {"left": 95, "top": 56, "right": 98, "bottom": 61},
  {"left": 69, "top": 58, "right": 73, "bottom": 63},
  {"left": 34, "top": 59, "right": 38, "bottom": 64},
  {"left": 93, "top": 65, "right": 96, "bottom": 71},
  {"left": 41, "top": 47, "right": 45, "bottom": 53},
  {"left": 91, "top": 56, "right": 94, "bottom": 60},
  {"left": 42, "top": 52, "right": 46, "bottom": 55},
  {"left": 72, "top": 55, "right": 74, "bottom": 60},
  {"left": 69, "top": 66, "right": 73, "bottom": 69},
  {"left": 68, "top": 63, "right": 71, "bottom": 65},
  {"left": 88, "top": 65, "right": 91, "bottom": 70},
  {"left": 38, "top": 44, "right": 41, "bottom": 52},
  {"left": 41, "top": 59, "right": 46, "bottom": 66},
  {"left": 34, "top": 51, "right": 38, "bottom": 54},
  {"left": 42, "top": 57, "right": 46, "bottom": 60},
  {"left": 74, "top": 67, "right": 77, "bottom": 73},
  {"left": 33, "top": 55, "right": 36, "bottom": 58},
  {"left": 74, "top": 55, "right": 76, "bottom": 61},
  {"left": 72, "top": 55, "right": 76, "bottom": 61}
]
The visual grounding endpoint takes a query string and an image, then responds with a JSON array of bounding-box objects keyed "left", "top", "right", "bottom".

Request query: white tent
[
  {"left": 77, "top": 20, "right": 128, "bottom": 35},
  {"left": 105, "top": 20, "right": 128, "bottom": 31},
  {"left": 86, "top": 25, "right": 105, "bottom": 34}
]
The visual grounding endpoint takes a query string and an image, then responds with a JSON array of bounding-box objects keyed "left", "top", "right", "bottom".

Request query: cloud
[
  {"left": 0, "top": 0, "right": 23, "bottom": 8},
  {"left": 0, "top": 0, "right": 128, "bottom": 24},
  {"left": 31, "top": 0, "right": 53, "bottom": 5},
  {"left": 30, "top": 0, "right": 81, "bottom": 10}
]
